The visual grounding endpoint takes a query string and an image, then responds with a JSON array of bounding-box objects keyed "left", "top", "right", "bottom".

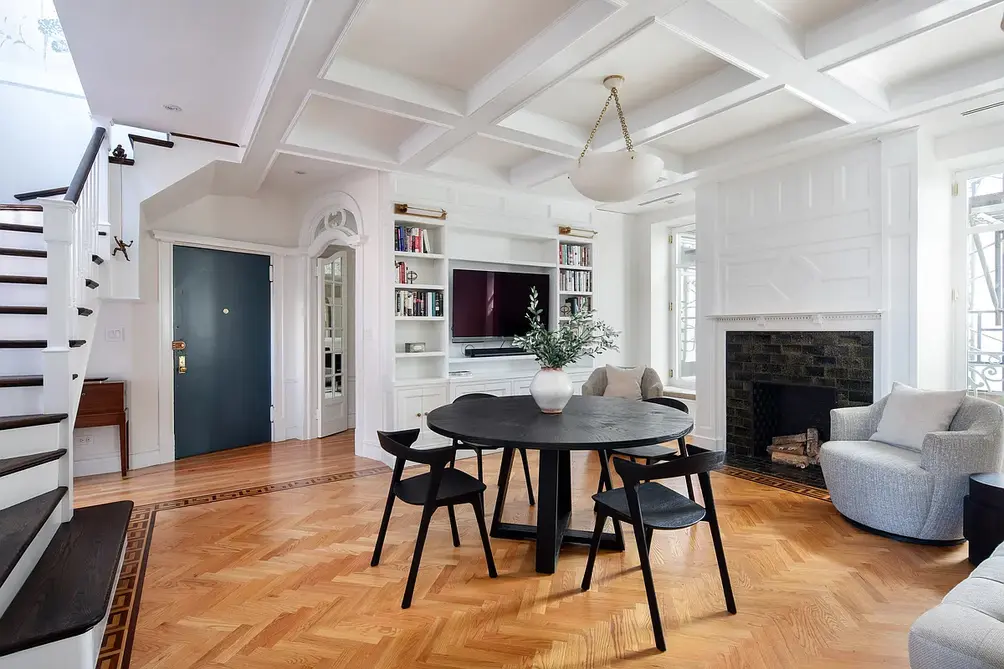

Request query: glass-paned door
[
  {"left": 319, "top": 251, "right": 348, "bottom": 436},
  {"left": 672, "top": 230, "right": 697, "bottom": 386},
  {"left": 965, "top": 174, "right": 1004, "bottom": 395}
]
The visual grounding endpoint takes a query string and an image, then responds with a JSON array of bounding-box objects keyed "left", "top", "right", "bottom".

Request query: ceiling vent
[
  {"left": 962, "top": 100, "right": 1004, "bottom": 117},
  {"left": 638, "top": 192, "right": 682, "bottom": 207}
]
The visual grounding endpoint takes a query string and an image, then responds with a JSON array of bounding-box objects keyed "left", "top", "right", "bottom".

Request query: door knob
[{"left": 416, "top": 412, "right": 422, "bottom": 417}]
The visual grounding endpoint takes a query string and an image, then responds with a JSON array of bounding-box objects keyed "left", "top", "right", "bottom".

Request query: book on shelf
[
  {"left": 395, "top": 261, "right": 407, "bottom": 284},
  {"left": 395, "top": 289, "right": 444, "bottom": 318},
  {"left": 559, "top": 242, "right": 591, "bottom": 267},
  {"left": 395, "top": 225, "right": 432, "bottom": 254},
  {"left": 559, "top": 269, "right": 592, "bottom": 292},
  {"left": 561, "top": 295, "right": 592, "bottom": 315}
]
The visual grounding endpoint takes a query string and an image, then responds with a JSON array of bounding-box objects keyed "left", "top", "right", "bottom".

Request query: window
[
  {"left": 671, "top": 229, "right": 697, "bottom": 387},
  {"left": 964, "top": 174, "right": 1004, "bottom": 394}
]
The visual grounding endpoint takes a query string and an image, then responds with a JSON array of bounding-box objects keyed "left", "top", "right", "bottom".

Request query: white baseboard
[
  {"left": 74, "top": 448, "right": 169, "bottom": 477},
  {"left": 689, "top": 433, "right": 723, "bottom": 450}
]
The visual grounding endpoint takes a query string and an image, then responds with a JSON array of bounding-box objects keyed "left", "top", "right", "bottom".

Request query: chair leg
[
  {"left": 447, "top": 505, "right": 461, "bottom": 547},
  {"left": 471, "top": 496, "right": 498, "bottom": 578},
  {"left": 371, "top": 486, "right": 397, "bottom": 567},
  {"left": 518, "top": 448, "right": 536, "bottom": 506},
  {"left": 476, "top": 449, "right": 485, "bottom": 507},
  {"left": 685, "top": 476, "right": 696, "bottom": 502},
  {"left": 679, "top": 437, "right": 695, "bottom": 501},
  {"left": 581, "top": 512, "right": 607, "bottom": 591},
  {"left": 402, "top": 505, "right": 436, "bottom": 609},
  {"left": 632, "top": 519, "right": 666, "bottom": 652},
  {"left": 701, "top": 473, "right": 737, "bottom": 614},
  {"left": 645, "top": 526, "right": 654, "bottom": 554}
]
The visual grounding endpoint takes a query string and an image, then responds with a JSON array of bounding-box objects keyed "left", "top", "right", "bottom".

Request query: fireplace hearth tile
[{"left": 726, "top": 453, "right": 827, "bottom": 489}]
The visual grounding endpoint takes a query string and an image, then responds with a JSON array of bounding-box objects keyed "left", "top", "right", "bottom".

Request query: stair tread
[
  {"left": 0, "top": 488, "right": 66, "bottom": 593},
  {"left": 0, "top": 340, "right": 85, "bottom": 348},
  {"left": 0, "top": 306, "right": 93, "bottom": 316},
  {"left": 0, "top": 500, "right": 133, "bottom": 657},
  {"left": 0, "top": 248, "right": 45, "bottom": 258},
  {"left": 0, "top": 414, "right": 67, "bottom": 431},
  {"left": 0, "top": 223, "right": 42, "bottom": 234},
  {"left": 0, "top": 451, "right": 65, "bottom": 478},
  {"left": 0, "top": 275, "right": 45, "bottom": 285}
]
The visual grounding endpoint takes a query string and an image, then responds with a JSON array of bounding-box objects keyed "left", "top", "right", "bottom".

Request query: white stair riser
[
  {"left": 0, "top": 315, "right": 45, "bottom": 339},
  {"left": 0, "top": 211, "right": 42, "bottom": 225},
  {"left": 0, "top": 283, "right": 45, "bottom": 307},
  {"left": 0, "top": 541, "right": 124, "bottom": 669},
  {"left": 0, "top": 349, "right": 41, "bottom": 375},
  {"left": 0, "top": 459, "right": 60, "bottom": 511},
  {"left": 0, "top": 423, "right": 61, "bottom": 457},
  {"left": 0, "top": 387, "right": 42, "bottom": 416},
  {"left": 0, "top": 502, "right": 61, "bottom": 617},
  {"left": 0, "top": 256, "right": 45, "bottom": 276},
  {"left": 0, "top": 232, "right": 44, "bottom": 253}
]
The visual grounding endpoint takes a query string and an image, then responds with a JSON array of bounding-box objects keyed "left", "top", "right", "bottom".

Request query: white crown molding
[{"left": 149, "top": 230, "right": 300, "bottom": 256}]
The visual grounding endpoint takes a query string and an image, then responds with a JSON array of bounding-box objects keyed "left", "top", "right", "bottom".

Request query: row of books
[
  {"left": 394, "top": 261, "right": 410, "bottom": 285},
  {"left": 561, "top": 296, "right": 592, "bottom": 316},
  {"left": 395, "top": 289, "right": 444, "bottom": 318},
  {"left": 395, "top": 225, "right": 433, "bottom": 254},
  {"left": 559, "top": 269, "right": 592, "bottom": 292},
  {"left": 559, "top": 243, "right": 591, "bottom": 267}
]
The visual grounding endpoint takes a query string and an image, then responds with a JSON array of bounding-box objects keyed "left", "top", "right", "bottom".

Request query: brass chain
[{"left": 577, "top": 85, "right": 635, "bottom": 161}]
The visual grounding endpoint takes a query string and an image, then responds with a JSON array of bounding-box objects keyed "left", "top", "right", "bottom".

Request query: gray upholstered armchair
[
  {"left": 581, "top": 366, "right": 664, "bottom": 399},
  {"left": 819, "top": 394, "right": 1004, "bottom": 542}
]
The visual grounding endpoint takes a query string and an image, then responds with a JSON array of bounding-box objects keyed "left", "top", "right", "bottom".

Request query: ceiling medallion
[{"left": 569, "top": 75, "right": 663, "bottom": 203}]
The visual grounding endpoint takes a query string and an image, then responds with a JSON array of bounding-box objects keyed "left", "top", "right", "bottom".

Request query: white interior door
[{"left": 319, "top": 252, "right": 348, "bottom": 437}]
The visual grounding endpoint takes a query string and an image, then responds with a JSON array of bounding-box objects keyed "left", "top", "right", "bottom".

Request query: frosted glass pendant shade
[{"left": 569, "top": 150, "right": 664, "bottom": 203}]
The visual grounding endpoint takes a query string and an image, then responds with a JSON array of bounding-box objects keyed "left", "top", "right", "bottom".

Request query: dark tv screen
[{"left": 452, "top": 269, "right": 549, "bottom": 339}]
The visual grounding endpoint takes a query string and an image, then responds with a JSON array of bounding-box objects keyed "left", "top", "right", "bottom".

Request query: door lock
[{"left": 178, "top": 354, "right": 187, "bottom": 374}]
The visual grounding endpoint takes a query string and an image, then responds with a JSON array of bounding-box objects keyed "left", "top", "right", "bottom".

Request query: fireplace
[{"left": 725, "top": 330, "right": 874, "bottom": 485}]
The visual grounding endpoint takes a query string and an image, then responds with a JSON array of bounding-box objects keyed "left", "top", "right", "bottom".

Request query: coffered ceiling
[{"left": 55, "top": 0, "right": 1004, "bottom": 212}]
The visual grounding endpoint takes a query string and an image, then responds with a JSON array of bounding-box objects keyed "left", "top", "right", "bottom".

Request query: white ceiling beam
[
  {"left": 888, "top": 51, "right": 1004, "bottom": 111},
  {"left": 496, "top": 109, "right": 587, "bottom": 153},
  {"left": 703, "top": 0, "right": 804, "bottom": 59},
  {"left": 323, "top": 57, "right": 467, "bottom": 116},
  {"left": 398, "top": 125, "right": 452, "bottom": 164},
  {"left": 661, "top": 0, "right": 887, "bottom": 123},
  {"left": 277, "top": 144, "right": 401, "bottom": 173},
  {"left": 510, "top": 154, "right": 577, "bottom": 189},
  {"left": 807, "top": 0, "right": 1004, "bottom": 67},
  {"left": 482, "top": 126, "right": 581, "bottom": 158},
  {"left": 310, "top": 80, "right": 460, "bottom": 128}
]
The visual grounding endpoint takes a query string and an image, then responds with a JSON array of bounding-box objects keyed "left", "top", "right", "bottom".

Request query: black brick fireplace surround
[{"left": 725, "top": 330, "right": 874, "bottom": 488}]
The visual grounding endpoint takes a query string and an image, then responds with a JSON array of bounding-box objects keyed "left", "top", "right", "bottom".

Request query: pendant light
[{"left": 568, "top": 75, "right": 664, "bottom": 203}]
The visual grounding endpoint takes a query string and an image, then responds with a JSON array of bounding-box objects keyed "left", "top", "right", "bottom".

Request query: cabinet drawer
[
  {"left": 78, "top": 381, "right": 125, "bottom": 415},
  {"left": 513, "top": 379, "right": 532, "bottom": 396}
]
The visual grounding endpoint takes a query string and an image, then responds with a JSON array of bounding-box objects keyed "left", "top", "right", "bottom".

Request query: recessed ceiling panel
[
  {"left": 522, "top": 23, "right": 730, "bottom": 129},
  {"left": 653, "top": 89, "right": 821, "bottom": 155},
  {"left": 339, "top": 0, "right": 579, "bottom": 91},
  {"left": 439, "top": 135, "right": 543, "bottom": 172},
  {"left": 754, "top": 0, "right": 873, "bottom": 30},
  {"left": 287, "top": 96, "right": 427, "bottom": 160},
  {"left": 261, "top": 153, "right": 357, "bottom": 194},
  {"left": 831, "top": 7, "right": 1004, "bottom": 87}
]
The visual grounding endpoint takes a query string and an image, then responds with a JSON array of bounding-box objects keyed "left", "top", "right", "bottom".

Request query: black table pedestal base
[{"left": 491, "top": 448, "right": 624, "bottom": 574}]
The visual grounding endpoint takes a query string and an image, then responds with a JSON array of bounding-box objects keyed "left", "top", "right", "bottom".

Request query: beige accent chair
[{"left": 581, "top": 366, "right": 664, "bottom": 400}]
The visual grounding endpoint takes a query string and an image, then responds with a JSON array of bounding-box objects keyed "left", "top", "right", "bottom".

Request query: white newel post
[{"left": 40, "top": 197, "right": 78, "bottom": 519}]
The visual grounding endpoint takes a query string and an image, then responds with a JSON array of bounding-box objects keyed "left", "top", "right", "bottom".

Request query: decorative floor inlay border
[{"left": 95, "top": 459, "right": 828, "bottom": 668}]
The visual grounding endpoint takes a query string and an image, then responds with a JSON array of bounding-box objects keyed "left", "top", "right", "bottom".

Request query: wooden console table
[{"left": 75, "top": 380, "right": 128, "bottom": 476}]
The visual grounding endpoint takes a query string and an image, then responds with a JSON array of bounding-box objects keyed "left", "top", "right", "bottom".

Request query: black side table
[{"left": 964, "top": 473, "right": 1004, "bottom": 565}]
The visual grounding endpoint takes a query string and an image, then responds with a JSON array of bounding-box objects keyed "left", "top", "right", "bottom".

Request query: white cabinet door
[
  {"left": 395, "top": 388, "right": 425, "bottom": 432},
  {"left": 422, "top": 387, "right": 449, "bottom": 447},
  {"left": 513, "top": 378, "right": 533, "bottom": 395},
  {"left": 452, "top": 381, "right": 486, "bottom": 400},
  {"left": 482, "top": 381, "right": 512, "bottom": 397}
]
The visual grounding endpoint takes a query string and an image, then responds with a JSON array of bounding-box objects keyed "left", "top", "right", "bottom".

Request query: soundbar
[{"left": 465, "top": 347, "right": 528, "bottom": 358}]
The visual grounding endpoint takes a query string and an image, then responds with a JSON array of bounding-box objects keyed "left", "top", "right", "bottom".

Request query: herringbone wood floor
[{"left": 76, "top": 433, "right": 971, "bottom": 668}]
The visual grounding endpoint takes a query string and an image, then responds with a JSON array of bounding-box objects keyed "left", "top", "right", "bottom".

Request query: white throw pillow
[
  {"left": 870, "top": 382, "right": 966, "bottom": 452},
  {"left": 603, "top": 365, "right": 645, "bottom": 401}
]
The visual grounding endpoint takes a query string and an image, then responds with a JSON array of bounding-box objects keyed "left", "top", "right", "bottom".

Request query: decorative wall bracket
[{"left": 112, "top": 236, "right": 133, "bottom": 261}]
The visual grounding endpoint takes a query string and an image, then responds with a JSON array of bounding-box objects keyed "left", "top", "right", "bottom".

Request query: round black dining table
[{"left": 426, "top": 395, "right": 694, "bottom": 573}]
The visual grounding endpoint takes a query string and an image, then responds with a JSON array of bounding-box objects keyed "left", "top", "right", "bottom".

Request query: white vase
[{"left": 530, "top": 367, "right": 574, "bottom": 414}]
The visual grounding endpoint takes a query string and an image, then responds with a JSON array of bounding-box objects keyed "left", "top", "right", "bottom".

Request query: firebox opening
[{"left": 751, "top": 382, "right": 837, "bottom": 460}]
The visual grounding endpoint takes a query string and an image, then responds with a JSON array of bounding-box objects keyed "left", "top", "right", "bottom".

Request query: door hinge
[
  {"left": 269, "top": 406, "right": 275, "bottom": 422},
  {"left": 952, "top": 182, "right": 960, "bottom": 197},
  {"left": 269, "top": 264, "right": 274, "bottom": 282},
  {"left": 668, "top": 234, "right": 674, "bottom": 244},
  {"left": 669, "top": 302, "right": 674, "bottom": 312},
  {"left": 668, "top": 369, "right": 675, "bottom": 379}
]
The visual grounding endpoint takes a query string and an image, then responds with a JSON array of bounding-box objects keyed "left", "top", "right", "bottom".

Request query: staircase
[{"left": 0, "top": 128, "right": 133, "bottom": 669}]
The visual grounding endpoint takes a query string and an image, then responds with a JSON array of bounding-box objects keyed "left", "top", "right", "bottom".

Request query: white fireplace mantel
[{"left": 708, "top": 310, "right": 883, "bottom": 326}]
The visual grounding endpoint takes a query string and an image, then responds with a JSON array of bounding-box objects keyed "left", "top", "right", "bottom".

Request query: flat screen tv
[{"left": 451, "top": 269, "right": 549, "bottom": 340}]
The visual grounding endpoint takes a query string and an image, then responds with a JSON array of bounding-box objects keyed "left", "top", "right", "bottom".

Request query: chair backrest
[
  {"left": 377, "top": 429, "right": 455, "bottom": 466},
  {"left": 582, "top": 367, "right": 664, "bottom": 399},
  {"left": 613, "top": 445, "right": 724, "bottom": 487},
  {"left": 454, "top": 392, "right": 496, "bottom": 403},
  {"left": 644, "top": 396, "right": 689, "bottom": 414}
]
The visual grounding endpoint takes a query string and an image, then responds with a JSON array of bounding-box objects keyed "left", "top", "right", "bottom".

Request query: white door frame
[{"left": 151, "top": 230, "right": 294, "bottom": 466}]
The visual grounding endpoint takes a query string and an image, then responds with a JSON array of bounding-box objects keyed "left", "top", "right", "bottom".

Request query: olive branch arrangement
[{"left": 512, "top": 287, "right": 619, "bottom": 369}]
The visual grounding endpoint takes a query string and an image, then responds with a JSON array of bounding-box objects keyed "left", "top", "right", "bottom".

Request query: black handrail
[{"left": 64, "top": 127, "right": 107, "bottom": 204}]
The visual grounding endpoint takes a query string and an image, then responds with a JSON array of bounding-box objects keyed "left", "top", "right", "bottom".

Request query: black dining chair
[
  {"left": 581, "top": 446, "right": 736, "bottom": 652},
  {"left": 451, "top": 393, "right": 536, "bottom": 507},
  {"left": 371, "top": 429, "right": 497, "bottom": 609},
  {"left": 607, "top": 396, "right": 695, "bottom": 501}
]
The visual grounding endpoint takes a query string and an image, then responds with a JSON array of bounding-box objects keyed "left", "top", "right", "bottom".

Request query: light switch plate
[{"left": 105, "top": 328, "right": 124, "bottom": 342}]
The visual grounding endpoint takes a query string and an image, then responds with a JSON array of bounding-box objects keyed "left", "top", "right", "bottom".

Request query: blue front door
[{"left": 173, "top": 246, "right": 272, "bottom": 458}]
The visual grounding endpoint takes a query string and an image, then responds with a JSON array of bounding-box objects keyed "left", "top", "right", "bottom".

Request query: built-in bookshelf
[{"left": 557, "top": 237, "right": 594, "bottom": 319}]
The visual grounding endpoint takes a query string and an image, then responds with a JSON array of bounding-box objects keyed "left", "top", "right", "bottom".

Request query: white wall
[
  {"left": 693, "top": 131, "right": 952, "bottom": 449},
  {"left": 0, "top": 84, "right": 92, "bottom": 202}
]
